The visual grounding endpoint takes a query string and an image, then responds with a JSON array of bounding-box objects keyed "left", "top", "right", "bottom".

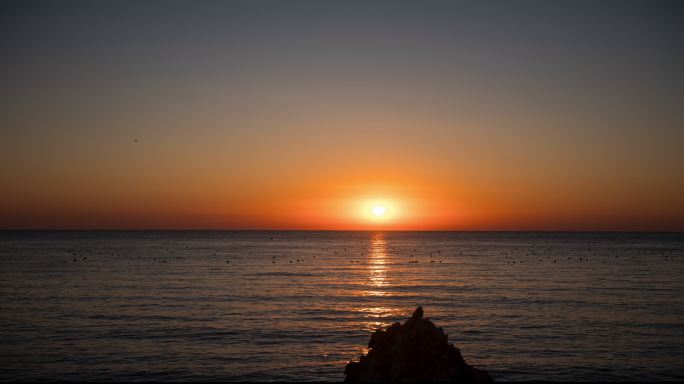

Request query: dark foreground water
[{"left": 1, "top": 231, "right": 683, "bottom": 381}]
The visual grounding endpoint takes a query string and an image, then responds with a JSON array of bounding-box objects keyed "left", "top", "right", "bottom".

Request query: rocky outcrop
[{"left": 345, "top": 307, "right": 494, "bottom": 383}]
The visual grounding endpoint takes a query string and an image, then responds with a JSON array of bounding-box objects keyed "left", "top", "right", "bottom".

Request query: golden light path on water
[
  {"left": 367, "top": 233, "right": 389, "bottom": 296},
  {"left": 357, "top": 233, "right": 404, "bottom": 333}
]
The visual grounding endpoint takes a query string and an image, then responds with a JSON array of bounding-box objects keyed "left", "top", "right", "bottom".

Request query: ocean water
[{"left": 1, "top": 231, "right": 683, "bottom": 381}]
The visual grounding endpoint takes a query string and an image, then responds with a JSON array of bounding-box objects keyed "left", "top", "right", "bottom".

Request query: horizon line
[{"left": 1, "top": 228, "right": 683, "bottom": 234}]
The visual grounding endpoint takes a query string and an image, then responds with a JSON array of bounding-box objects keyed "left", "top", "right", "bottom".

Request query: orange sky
[{"left": 1, "top": 1, "right": 683, "bottom": 230}]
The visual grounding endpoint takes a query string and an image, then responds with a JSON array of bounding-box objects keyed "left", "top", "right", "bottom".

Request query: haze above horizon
[{"left": 1, "top": 0, "right": 683, "bottom": 231}]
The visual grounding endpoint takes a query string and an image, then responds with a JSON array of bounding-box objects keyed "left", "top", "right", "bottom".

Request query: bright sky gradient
[{"left": 1, "top": 0, "right": 683, "bottom": 230}]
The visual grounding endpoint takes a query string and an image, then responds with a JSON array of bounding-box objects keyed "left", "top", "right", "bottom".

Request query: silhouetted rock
[{"left": 345, "top": 307, "right": 493, "bottom": 383}]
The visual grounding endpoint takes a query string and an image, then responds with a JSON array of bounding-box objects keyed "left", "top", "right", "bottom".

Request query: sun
[
  {"left": 360, "top": 200, "right": 395, "bottom": 224},
  {"left": 371, "top": 205, "right": 387, "bottom": 217}
]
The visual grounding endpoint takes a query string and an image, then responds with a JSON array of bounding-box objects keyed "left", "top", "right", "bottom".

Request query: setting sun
[
  {"left": 360, "top": 200, "right": 397, "bottom": 225},
  {"left": 371, "top": 205, "right": 387, "bottom": 216}
]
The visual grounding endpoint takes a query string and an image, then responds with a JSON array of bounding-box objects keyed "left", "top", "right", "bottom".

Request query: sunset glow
[
  {"left": 1, "top": 1, "right": 682, "bottom": 231},
  {"left": 1, "top": 2, "right": 683, "bottom": 382}
]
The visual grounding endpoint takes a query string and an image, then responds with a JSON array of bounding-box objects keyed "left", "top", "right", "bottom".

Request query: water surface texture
[{"left": 1, "top": 231, "right": 683, "bottom": 381}]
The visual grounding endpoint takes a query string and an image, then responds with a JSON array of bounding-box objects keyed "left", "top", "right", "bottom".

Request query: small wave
[{"left": 252, "top": 271, "right": 316, "bottom": 277}]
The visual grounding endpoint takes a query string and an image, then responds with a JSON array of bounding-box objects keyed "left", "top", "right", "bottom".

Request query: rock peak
[
  {"left": 412, "top": 305, "right": 424, "bottom": 320},
  {"left": 345, "top": 307, "right": 493, "bottom": 383}
]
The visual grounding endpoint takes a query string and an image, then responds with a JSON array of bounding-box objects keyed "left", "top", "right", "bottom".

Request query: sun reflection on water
[
  {"left": 356, "top": 233, "right": 404, "bottom": 332},
  {"left": 366, "top": 233, "right": 389, "bottom": 296}
]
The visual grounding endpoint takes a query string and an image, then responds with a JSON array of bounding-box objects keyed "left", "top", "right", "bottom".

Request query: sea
[{"left": 1, "top": 231, "right": 683, "bottom": 381}]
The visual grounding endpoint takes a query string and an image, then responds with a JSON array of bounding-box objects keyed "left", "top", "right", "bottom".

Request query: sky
[{"left": 1, "top": 0, "right": 683, "bottom": 230}]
